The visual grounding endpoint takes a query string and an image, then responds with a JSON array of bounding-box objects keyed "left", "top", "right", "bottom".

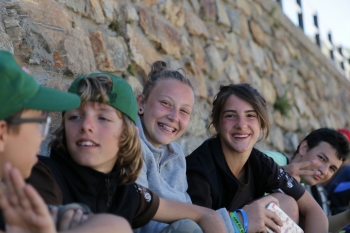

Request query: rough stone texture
[
  {"left": 249, "top": 20, "right": 266, "bottom": 46},
  {"left": 198, "top": 0, "right": 217, "bottom": 22},
  {"left": 226, "top": 8, "right": 241, "bottom": 35},
  {"left": 185, "top": 11, "right": 209, "bottom": 38},
  {"left": 139, "top": 7, "right": 182, "bottom": 59},
  {"left": 224, "top": 32, "right": 239, "bottom": 55},
  {"left": 192, "top": 37, "right": 208, "bottom": 71},
  {"left": 184, "top": 58, "right": 208, "bottom": 98},
  {"left": 261, "top": 78, "right": 276, "bottom": 104},
  {"left": 89, "top": 31, "right": 117, "bottom": 72},
  {"left": 127, "top": 25, "right": 162, "bottom": 76},
  {"left": 100, "top": 0, "right": 117, "bottom": 23},
  {"left": 163, "top": 0, "right": 185, "bottom": 28},
  {"left": 215, "top": 0, "right": 231, "bottom": 27},
  {"left": 57, "top": 0, "right": 105, "bottom": 24},
  {"left": 205, "top": 44, "right": 224, "bottom": 79},
  {"left": 236, "top": 0, "right": 252, "bottom": 17},
  {"left": 270, "top": 126, "right": 285, "bottom": 151}
]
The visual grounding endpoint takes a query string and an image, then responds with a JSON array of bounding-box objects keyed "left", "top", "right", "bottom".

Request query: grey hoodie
[{"left": 134, "top": 117, "right": 234, "bottom": 233}]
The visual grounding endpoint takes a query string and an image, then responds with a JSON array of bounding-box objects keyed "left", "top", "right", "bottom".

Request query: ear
[
  {"left": 298, "top": 140, "right": 308, "bottom": 156},
  {"left": 136, "top": 94, "right": 145, "bottom": 115},
  {"left": 0, "top": 120, "right": 8, "bottom": 152}
]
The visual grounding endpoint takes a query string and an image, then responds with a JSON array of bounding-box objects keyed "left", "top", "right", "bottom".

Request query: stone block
[
  {"left": 192, "top": 37, "right": 208, "bottom": 71},
  {"left": 127, "top": 25, "right": 162, "bottom": 76},
  {"left": 139, "top": 7, "right": 182, "bottom": 59},
  {"left": 100, "top": 0, "right": 118, "bottom": 23},
  {"left": 261, "top": 78, "right": 276, "bottom": 104},
  {"left": 89, "top": 32, "right": 128, "bottom": 72},
  {"left": 226, "top": 8, "right": 240, "bottom": 35},
  {"left": 164, "top": 0, "right": 185, "bottom": 28},
  {"left": 198, "top": 0, "right": 217, "bottom": 21},
  {"left": 185, "top": 11, "right": 209, "bottom": 38},
  {"left": 184, "top": 58, "right": 208, "bottom": 98},
  {"left": 205, "top": 44, "right": 224, "bottom": 79},
  {"left": 249, "top": 20, "right": 266, "bottom": 46},
  {"left": 215, "top": 0, "right": 231, "bottom": 27}
]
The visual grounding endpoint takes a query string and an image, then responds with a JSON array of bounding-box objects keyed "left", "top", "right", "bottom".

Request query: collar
[
  {"left": 50, "top": 147, "right": 120, "bottom": 194},
  {"left": 137, "top": 116, "right": 178, "bottom": 160}
]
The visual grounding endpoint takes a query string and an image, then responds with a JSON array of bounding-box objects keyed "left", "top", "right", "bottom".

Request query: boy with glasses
[{"left": 0, "top": 50, "right": 134, "bottom": 232}]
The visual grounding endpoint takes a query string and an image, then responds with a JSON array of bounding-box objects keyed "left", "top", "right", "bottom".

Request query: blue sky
[{"left": 282, "top": 0, "right": 350, "bottom": 49}]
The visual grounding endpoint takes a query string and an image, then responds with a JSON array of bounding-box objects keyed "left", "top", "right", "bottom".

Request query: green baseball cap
[
  {"left": 68, "top": 73, "right": 138, "bottom": 124},
  {"left": 0, "top": 50, "right": 81, "bottom": 120}
]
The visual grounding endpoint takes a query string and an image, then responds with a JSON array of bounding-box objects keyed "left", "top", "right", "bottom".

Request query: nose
[
  {"left": 80, "top": 115, "right": 94, "bottom": 133},
  {"left": 318, "top": 164, "right": 328, "bottom": 177},
  {"left": 235, "top": 116, "right": 247, "bottom": 129},
  {"left": 167, "top": 108, "right": 179, "bottom": 122}
]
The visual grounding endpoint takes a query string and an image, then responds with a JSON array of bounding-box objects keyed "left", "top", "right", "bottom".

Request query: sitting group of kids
[{"left": 1, "top": 50, "right": 350, "bottom": 233}]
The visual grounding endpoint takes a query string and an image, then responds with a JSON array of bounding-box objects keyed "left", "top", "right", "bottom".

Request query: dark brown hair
[{"left": 209, "top": 83, "right": 270, "bottom": 140}]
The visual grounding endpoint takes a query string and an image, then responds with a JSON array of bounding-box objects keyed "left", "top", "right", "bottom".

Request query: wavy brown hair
[{"left": 49, "top": 74, "right": 142, "bottom": 185}]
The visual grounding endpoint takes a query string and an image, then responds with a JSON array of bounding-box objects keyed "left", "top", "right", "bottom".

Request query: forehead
[
  {"left": 150, "top": 79, "right": 194, "bottom": 102},
  {"left": 306, "top": 141, "right": 343, "bottom": 167},
  {"left": 222, "top": 94, "right": 254, "bottom": 111}
]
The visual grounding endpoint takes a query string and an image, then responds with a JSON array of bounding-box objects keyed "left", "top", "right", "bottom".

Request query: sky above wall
[{"left": 282, "top": 0, "right": 350, "bottom": 49}]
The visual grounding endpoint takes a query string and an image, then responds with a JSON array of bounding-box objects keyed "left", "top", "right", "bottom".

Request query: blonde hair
[{"left": 49, "top": 74, "right": 142, "bottom": 185}]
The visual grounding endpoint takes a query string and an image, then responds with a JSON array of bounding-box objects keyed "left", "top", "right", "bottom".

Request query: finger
[
  {"left": 49, "top": 205, "right": 58, "bottom": 224},
  {"left": 293, "top": 160, "right": 317, "bottom": 169},
  {"left": 58, "top": 209, "right": 75, "bottom": 231},
  {"left": 23, "top": 184, "right": 51, "bottom": 216},
  {"left": 265, "top": 209, "right": 283, "bottom": 227},
  {"left": 3, "top": 164, "right": 19, "bottom": 207},
  {"left": 265, "top": 218, "right": 281, "bottom": 233},
  {"left": 296, "top": 169, "right": 320, "bottom": 176},
  {"left": 69, "top": 209, "right": 84, "bottom": 229},
  {"left": 10, "top": 168, "right": 31, "bottom": 210}
]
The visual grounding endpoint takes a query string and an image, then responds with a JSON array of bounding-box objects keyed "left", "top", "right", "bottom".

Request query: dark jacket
[
  {"left": 186, "top": 137, "right": 305, "bottom": 211},
  {"left": 38, "top": 147, "right": 159, "bottom": 228}
]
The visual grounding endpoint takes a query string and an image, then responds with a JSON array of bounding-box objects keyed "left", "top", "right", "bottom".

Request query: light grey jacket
[{"left": 134, "top": 117, "right": 234, "bottom": 233}]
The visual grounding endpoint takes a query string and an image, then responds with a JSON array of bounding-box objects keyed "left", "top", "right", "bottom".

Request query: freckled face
[
  {"left": 138, "top": 79, "right": 194, "bottom": 148},
  {"left": 65, "top": 102, "right": 124, "bottom": 173},
  {"left": 299, "top": 141, "right": 342, "bottom": 186},
  {"left": 215, "top": 95, "right": 261, "bottom": 156}
]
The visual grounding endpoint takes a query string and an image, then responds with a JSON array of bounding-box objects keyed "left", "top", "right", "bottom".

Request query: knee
[{"left": 270, "top": 193, "right": 299, "bottom": 223}]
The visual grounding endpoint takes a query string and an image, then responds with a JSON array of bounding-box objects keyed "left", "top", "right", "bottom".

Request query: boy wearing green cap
[{"left": 0, "top": 50, "right": 133, "bottom": 233}]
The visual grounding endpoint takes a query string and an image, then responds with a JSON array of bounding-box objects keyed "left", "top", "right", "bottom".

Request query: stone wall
[{"left": 1, "top": 0, "right": 350, "bottom": 156}]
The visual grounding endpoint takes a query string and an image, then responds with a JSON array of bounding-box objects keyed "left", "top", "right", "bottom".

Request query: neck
[{"left": 222, "top": 146, "right": 251, "bottom": 178}]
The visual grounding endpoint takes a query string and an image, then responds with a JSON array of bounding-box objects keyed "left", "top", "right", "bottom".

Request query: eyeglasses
[{"left": 6, "top": 116, "right": 52, "bottom": 138}]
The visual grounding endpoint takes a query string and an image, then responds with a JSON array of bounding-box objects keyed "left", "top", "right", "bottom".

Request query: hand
[
  {"left": 0, "top": 163, "right": 56, "bottom": 233},
  {"left": 50, "top": 206, "right": 90, "bottom": 231},
  {"left": 242, "top": 195, "right": 283, "bottom": 233},
  {"left": 283, "top": 160, "right": 320, "bottom": 182}
]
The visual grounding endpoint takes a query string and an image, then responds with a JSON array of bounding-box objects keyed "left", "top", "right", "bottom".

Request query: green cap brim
[{"left": 24, "top": 86, "right": 81, "bottom": 112}]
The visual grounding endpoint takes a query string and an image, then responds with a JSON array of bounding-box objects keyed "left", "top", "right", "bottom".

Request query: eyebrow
[
  {"left": 222, "top": 110, "right": 257, "bottom": 114},
  {"left": 159, "top": 95, "right": 194, "bottom": 109},
  {"left": 320, "top": 153, "right": 340, "bottom": 171}
]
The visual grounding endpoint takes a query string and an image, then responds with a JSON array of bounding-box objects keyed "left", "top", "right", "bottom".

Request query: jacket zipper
[{"left": 105, "top": 177, "right": 111, "bottom": 207}]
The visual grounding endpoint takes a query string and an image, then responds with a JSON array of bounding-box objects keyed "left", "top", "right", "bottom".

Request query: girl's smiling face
[
  {"left": 215, "top": 94, "right": 262, "bottom": 156},
  {"left": 138, "top": 79, "right": 194, "bottom": 148}
]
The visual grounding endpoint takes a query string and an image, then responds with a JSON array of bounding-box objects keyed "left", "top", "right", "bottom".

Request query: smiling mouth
[
  {"left": 77, "top": 141, "right": 98, "bottom": 147},
  {"left": 158, "top": 123, "right": 176, "bottom": 133},
  {"left": 233, "top": 134, "right": 249, "bottom": 139}
]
